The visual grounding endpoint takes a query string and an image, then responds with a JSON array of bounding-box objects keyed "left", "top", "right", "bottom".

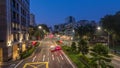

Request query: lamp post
[
  {"left": 38, "top": 26, "right": 42, "bottom": 29},
  {"left": 97, "top": 26, "right": 109, "bottom": 48},
  {"left": 38, "top": 26, "right": 42, "bottom": 40}
]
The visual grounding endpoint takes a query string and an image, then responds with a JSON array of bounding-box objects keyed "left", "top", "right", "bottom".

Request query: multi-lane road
[
  {"left": 3, "top": 38, "right": 75, "bottom": 68},
  {"left": 3, "top": 37, "right": 120, "bottom": 68}
]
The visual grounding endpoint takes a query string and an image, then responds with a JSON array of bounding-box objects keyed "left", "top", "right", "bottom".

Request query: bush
[
  {"left": 71, "top": 42, "right": 77, "bottom": 53},
  {"left": 62, "top": 46, "right": 85, "bottom": 68},
  {"left": 35, "top": 42, "right": 40, "bottom": 47},
  {"left": 62, "top": 46, "right": 71, "bottom": 52},
  {"left": 20, "top": 47, "right": 36, "bottom": 59}
]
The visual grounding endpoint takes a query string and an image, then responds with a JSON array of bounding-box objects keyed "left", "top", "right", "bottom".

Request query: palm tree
[{"left": 89, "top": 43, "right": 113, "bottom": 68}]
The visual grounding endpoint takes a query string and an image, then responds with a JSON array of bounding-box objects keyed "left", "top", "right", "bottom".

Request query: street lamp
[
  {"left": 97, "top": 26, "right": 109, "bottom": 48},
  {"left": 97, "top": 26, "right": 101, "bottom": 30},
  {"left": 38, "top": 26, "right": 42, "bottom": 29}
]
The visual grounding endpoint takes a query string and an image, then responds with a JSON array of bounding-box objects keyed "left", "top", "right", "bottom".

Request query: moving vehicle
[{"left": 50, "top": 45, "right": 62, "bottom": 52}]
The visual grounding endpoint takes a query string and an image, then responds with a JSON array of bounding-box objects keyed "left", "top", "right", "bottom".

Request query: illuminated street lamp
[
  {"left": 97, "top": 26, "right": 101, "bottom": 30},
  {"left": 97, "top": 26, "right": 109, "bottom": 48},
  {"left": 38, "top": 26, "right": 42, "bottom": 29}
]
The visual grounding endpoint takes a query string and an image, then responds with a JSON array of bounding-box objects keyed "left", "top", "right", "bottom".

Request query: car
[
  {"left": 50, "top": 45, "right": 56, "bottom": 52},
  {"left": 55, "top": 45, "right": 62, "bottom": 51},
  {"left": 50, "top": 45, "right": 62, "bottom": 52}
]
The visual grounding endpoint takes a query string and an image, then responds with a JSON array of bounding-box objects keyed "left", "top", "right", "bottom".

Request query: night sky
[{"left": 30, "top": 0, "right": 120, "bottom": 26}]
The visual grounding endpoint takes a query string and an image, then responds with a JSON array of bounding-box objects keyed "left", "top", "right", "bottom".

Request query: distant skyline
[{"left": 30, "top": 0, "right": 120, "bottom": 26}]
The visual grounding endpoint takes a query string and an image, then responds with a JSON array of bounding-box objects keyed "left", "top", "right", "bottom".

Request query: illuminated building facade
[{"left": 0, "top": 0, "right": 30, "bottom": 62}]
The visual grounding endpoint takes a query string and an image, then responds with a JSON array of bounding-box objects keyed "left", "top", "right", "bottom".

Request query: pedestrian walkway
[{"left": 110, "top": 54, "right": 120, "bottom": 68}]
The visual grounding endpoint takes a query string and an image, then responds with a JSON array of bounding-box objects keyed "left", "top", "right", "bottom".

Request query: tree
[
  {"left": 71, "top": 42, "right": 77, "bottom": 53},
  {"left": 90, "top": 43, "right": 113, "bottom": 68},
  {"left": 38, "top": 24, "right": 50, "bottom": 33},
  {"left": 78, "top": 39, "right": 89, "bottom": 55},
  {"left": 101, "top": 11, "right": 120, "bottom": 47},
  {"left": 75, "top": 23, "right": 96, "bottom": 40}
]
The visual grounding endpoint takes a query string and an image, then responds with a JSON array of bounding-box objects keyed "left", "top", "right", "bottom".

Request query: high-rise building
[
  {"left": 0, "top": 0, "right": 30, "bottom": 62},
  {"left": 64, "top": 16, "right": 76, "bottom": 37},
  {"left": 30, "top": 13, "right": 36, "bottom": 27}
]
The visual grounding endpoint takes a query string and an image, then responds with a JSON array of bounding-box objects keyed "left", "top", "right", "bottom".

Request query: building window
[
  {"left": 16, "top": 24, "right": 18, "bottom": 29},
  {"left": 13, "top": 11, "right": 16, "bottom": 19},
  {"left": 12, "top": 22, "right": 15, "bottom": 28},
  {"left": 11, "top": 34, "right": 14, "bottom": 42},
  {"left": 16, "top": 3, "right": 19, "bottom": 10},
  {"left": 12, "top": 0, "right": 16, "bottom": 8},
  {"left": 16, "top": 34, "right": 18, "bottom": 41}
]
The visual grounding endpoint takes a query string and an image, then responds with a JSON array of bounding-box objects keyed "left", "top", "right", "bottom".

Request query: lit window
[{"left": 12, "top": 22, "right": 15, "bottom": 28}]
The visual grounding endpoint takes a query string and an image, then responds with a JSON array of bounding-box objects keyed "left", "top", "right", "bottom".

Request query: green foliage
[
  {"left": 62, "top": 46, "right": 85, "bottom": 68},
  {"left": 79, "top": 54, "right": 90, "bottom": 68},
  {"left": 38, "top": 24, "right": 50, "bottom": 33},
  {"left": 91, "top": 43, "right": 109, "bottom": 55},
  {"left": 62, "top": 46, "right": 71, "bottom": 52},
  {"left": 21, "top": 47, "right": 36, "bottom": 59},
  {"left": 71, "top": 42, "right": 77, "bottom": 53},
  {"left": 75, "top": 23, "right": 96, "bottom": 39},
  {"left": 101, "top": 12, "right": 120, "bottom": 36},
  {"left": 78, "top": 39, "right": 89, "bottom": 55},
  {"left": 101, "top": 11, "right": 120, "bottom": 46},
  {"left": 20, "top": 42, "right": 39, "bottom": 59},
  {"left": 35, "top": 42, "right": 40, "bottom": 47},
  {"left": 89, "top": 43, "right": 113, "bottom": 68}
]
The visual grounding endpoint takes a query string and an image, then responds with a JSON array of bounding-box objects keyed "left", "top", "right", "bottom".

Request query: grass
[{"left": 62, "top": 46, "right": 85, "bottom": 68}]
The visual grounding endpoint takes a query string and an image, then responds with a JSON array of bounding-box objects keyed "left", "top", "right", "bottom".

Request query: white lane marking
[
  {"left": 62, "top": 51, "right": 76, "bottom": 68},
  {"left": 9, "top": 64, "right": 15, "bottom": 68},
  {"left": 32, "top": 56, "right": 36, "bottom": 62},
  {"left": 43, "top": 55, "right": 46, "bottom": 61},
  {"left": 52, "top": 55, "right": 54, "bottom": 60},
  {"left": 60, "top": 54, "right": 64, "bottom": 60},
  {"left": 48, "top": 58, "right": 49, "bottom": 62},
  {"left": 14, "top": 60, "right": 23, "bottom": 68},
  {"left": 57, "top": 57, "right": 60, "bottom": 63},
  {"left": 48, "top": 52, "right": 49, "bottom": 56}
]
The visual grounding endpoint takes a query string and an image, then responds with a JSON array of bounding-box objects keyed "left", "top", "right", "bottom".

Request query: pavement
[{"left": 111, "top": 54, "right": 120, "bottom": 68}]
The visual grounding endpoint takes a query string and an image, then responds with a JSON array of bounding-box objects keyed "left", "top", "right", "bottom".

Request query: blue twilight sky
[{"left": 30, "top": 0, "right": 120, "bottom": 26}]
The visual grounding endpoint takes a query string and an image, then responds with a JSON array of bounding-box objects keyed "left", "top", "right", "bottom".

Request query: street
[{"left": 2, "top": 38, "right": 75, "bottom": 68}]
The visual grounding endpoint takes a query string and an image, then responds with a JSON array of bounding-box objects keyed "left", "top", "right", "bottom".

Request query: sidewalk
[
  {"left": 0, "top": 40, "right": 42, "bottom": 67},
  {"left": 110, "top": 53, "right": 120, "bottom": 68}
]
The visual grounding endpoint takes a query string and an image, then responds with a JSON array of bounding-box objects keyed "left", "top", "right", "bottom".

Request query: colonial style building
[{"left": 0, "top": 0, "right": 30, "bottom": 62}]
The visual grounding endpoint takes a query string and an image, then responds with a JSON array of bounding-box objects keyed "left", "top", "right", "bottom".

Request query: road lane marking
[
  {"left": 62, "top": 51, "right": 76, "bottom": 68},
  {"left": 57, "top": 57, "right": 60, "bottom": 63},
  {"left": 52, "top": 55, "right": 54, "bottom": 60},
  {"left": 48, "top": 52, "right": 49, "bottom": 56},
  {"left": 48, "top": 58, "right": 49, "bottom": 62},
  {"left": 60, "top": 54, "right": 64, "bottom": 60},
  {"left": 9, "top": 64, "right": 15, "bottom": 68},
  {"left": 43, "top": 55, "right": 46, "bottom": 61},
  {"left": 14, "top": 60, "right": 23, "bottom": 68},
  {"left": 23, "top": 62, "right": 48, "bottom": 68},
  {"left": 32, "top": 56, "right": 36, "bottom": 62}
]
